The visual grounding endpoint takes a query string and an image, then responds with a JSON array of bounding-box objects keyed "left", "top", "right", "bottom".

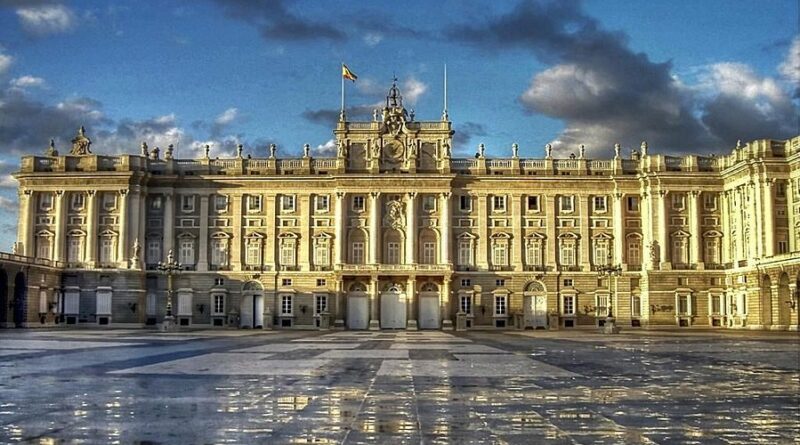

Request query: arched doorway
[
  {"left": 777, "top": 273, "right": 791, "bottom": 327},
  {"left": 13, "top": 272, "right": 26, "bottom": 328},
  {"left": 0, "top": 269, "right": 7, "bottom": 327},
  {"left": 240, "top": 281, "right": 264, "bottom": 329},
  {"left": 418, "top": 282, "right": 440, "bottom": 329},
  {"left": 380, "top": 283, "right": 406, "bottom": 329},
  {"left": 761, "top": 275, "right": 773, "bottom": 327},
  {"left": 347, "top": 282, "right": 368, "bottom": 330},
  {"left": 523, "top": 281, "right": 548, "bottom": 329}
]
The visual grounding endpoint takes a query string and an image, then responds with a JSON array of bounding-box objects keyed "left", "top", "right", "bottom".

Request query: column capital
[
  {"left": 688, "top": 190, "right": 701, "bottom": 198},
  {"left": 440, "top": 192, "right": 452, "bottom": 199},
  {"left": 55, "top": 190, "right": 64, "bottom": 197},
  {"left": 407, "top": 191, "right": 418, "bottom": 199},
  {"left": 613, "top": 192, "right": 623, "bottom": 199},
  {"left": 370, "top": 191, "right": 381, "bottom": 198},
  {"left": 658, "top": 190, "right": 667, "bottom": 198},
  {"left": 86, "top": 189, "right": 96, "bottom": 196},
  {"left": 119, "top": 189, "right": 129, "bottom": 196},
  {"left": 336, "top": 191, "right": 346, "bottom": 198}
]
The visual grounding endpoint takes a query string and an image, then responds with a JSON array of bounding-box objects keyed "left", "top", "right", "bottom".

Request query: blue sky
[{"left": 0, "top": 0, "right": 797, "bottom": 250}]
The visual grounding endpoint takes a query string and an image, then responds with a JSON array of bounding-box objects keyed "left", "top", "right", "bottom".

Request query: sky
[{"left": 0, "top": 0, "right": 797, "bottom": 250}]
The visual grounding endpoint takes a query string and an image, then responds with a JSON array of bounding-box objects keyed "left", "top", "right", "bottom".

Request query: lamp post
[
  {"left": 157, "top": 249, "right": 182, "bottom": 331},
  {"left": 597, "top": 254, "right": 622, "bottom": 334}
]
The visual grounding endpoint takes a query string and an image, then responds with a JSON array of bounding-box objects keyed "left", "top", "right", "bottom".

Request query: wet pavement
[{"left": 0, "top": 328, "right": 798, "bottom": 444}]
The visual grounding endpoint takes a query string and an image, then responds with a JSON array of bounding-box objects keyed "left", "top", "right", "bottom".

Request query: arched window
[
  {"left": 419, "top": 229, "right": 438, "bottom": 264},
  {"left": 349, "top": 229, "right": 367, "bottom": 264},
  {"left": 383, "top": 229, "right": 403, "bottom": 265},
  {"left": 626, "top": 233, "right": 642, "bottom": 267}
]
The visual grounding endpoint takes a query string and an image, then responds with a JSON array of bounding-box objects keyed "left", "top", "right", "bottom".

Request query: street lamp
[
  {"left": 157, "top": 249, "right": 182, "bottom": 331},
  {"left": 597, "top": 253, "right": 622, "bottom": 334}
]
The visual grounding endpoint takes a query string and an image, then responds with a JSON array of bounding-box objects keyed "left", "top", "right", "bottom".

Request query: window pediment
[
  {"left": 671, "top": 230, "right": 691, "bottom": 238},
  {"left": 457, "top": 232, "right": 477, "bottom": 239},
  {"left": 177, "top": 232, "right": 196, "bottom": 239},
  {"left": 525, "top": 232, "right": 546, "bottom": 239},
  {"left": 210, "top": 232, "right": 232, "bottom": 239},
  {"left": 490, "top": 232, "right": 511, "bottom": 239},
  {"left": 592, "top": 232, "right": 613, "bottom": 240},
  {"left": 278, "top": 232, "right": 299, "bottom": 239},
  {"left": 703, "top": 230, "right": 723, "bottom": 238},
  {"left": 558, "top": 232, "right": 579, "bottom": 239}
]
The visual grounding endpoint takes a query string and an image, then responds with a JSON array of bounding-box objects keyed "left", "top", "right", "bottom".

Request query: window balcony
[
  {"left": 559, "top": 265, "right": 581, "bottom": 272},
  {"left": 524, "top": 264, "right": 546, "bottom": 272},
  {"left": 280, "top": 265, "right": 300, "bottom": 271},
  {"left": 489, "top": 265, "right": 513, "bottom": 271}
]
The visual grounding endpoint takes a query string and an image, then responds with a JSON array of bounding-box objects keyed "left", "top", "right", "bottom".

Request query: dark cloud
[
  {"left": 446, "top": 0, "right": 798, "bottom": 155},
  {"left": 301, "top": 104, "right": 377, "bottom": 127},
  {"left": 452, "top": 121, "right": 487, "bottom": 153},
  {"left": 212, "top": 0, "right": 345, "bottom": 42}
]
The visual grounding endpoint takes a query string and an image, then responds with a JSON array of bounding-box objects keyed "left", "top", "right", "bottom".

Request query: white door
[
  {"left": 419, "top": 295, "right": 440, "bottom": 329},
  {"left": 348, "top": 295, "right": 368, "bottom": 329},
  {"left": 533, "top": 295, "right": 548, "bottom": 329},
  {"left": 240, "top": 294, "right": 253, "bottom": 328},
  {"left": 381, "top": 292, "right": 406, "bottom": 329},
  {"left": 254, "top": 294, "right": 264, "bottom": 328},
  {"left": 524, "top": 296, "right": 535, "bottom": 328}
]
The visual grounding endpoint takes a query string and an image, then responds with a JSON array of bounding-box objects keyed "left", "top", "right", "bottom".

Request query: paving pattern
[{"left": 0, "top": 327, "right": 798, "bottom": 444}]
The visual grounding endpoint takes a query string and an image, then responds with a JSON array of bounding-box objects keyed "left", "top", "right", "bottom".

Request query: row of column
[{"left": 643, "top": 189, "right": 708, "bottom": 269}]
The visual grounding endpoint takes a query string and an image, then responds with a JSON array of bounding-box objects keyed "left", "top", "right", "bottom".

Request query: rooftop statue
[
  {"left": 45, "top": 139, "right": 58, "bottom": 157},
  {"left": 70, "top": 126, "right": 92, "bottom": 156}
]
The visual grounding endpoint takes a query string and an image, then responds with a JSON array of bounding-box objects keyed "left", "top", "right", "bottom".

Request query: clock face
[{"left": 385, "top": 140, "right": 404, "bottom": 161}]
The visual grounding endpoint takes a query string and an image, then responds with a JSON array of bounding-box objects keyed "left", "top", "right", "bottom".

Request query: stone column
[
  {"left": 86, "top": 190, "right": 98, "bottom": 266},
  {"left": 163, "top": 192, "right": 174, "bottom": 259},
  {"left": 657, "top": 190, "right": 668, "bottom": 268},
  {"left": 230, "top": 194, "right": 242, "bottom": 270},
  {"left": 641, "top": 190, "right": 653, "bottom": 270},
  {"left": 299, "top": 194, "right": 311, "bottom": 269},
  {"left": 763, "top": 180, "right": 775, "bottom": 257},
  {"left": 688, "top": 191, "right": 702, "bottom": 268},
  {"left": 441, "top": 276, "right": 453, "bottom": 330},
  {"left": 440, "top": 192, "right": 451, "bottom": 265},
  {"left": 197, "top": 194, "right": 209, "bottom": 271},
  {"left": 545, "top": 195, "right": 557, "bottom": 267},
  {"left": 406, "top": 276, "right": 417, "bottom": 330},
  {"left": 579, "top": 195, "right": 590, "bottom": 270},
  {"left": 137, "top": 189, "right": 146, "bottom": 270},
  {"left": 748, "top": 184, "right": 759, "bottom": 260},
  {"left": 17, "top": 190, "right": 34, "bottom": 257},
  {"left": 334, "top": 279, "right": 345, "bottom": 328},
  {"left": 335, "top": 192, "right": 345, "bottom": 266},
  {"left": 406, "top": 192, "right": 417, "bottom": 264},
  {"left": 53, "top": 191, "right": 66, "bottom": 263},
  {"left": 265, "top": 194, "right": 276, "bottom": 268},
  {"left": 117, "top": 189, "right": 129, "bottom": 268},
  {"left": 720, "top": 190, "right": 731, "bottom": 264},
  {"left": 613, "top": 192, "right": 624, "bottom": 267},
  {"left": 477, "top": 193, "right": 489, "bottom": 269},
  {"left": 511, "top": 194, "right": 523, "bottom": 270},
  {"left": 369, "top": 275, "right": 380, "bottom": 330},
  {"left": 788, "top": 180, "right": 797, "bottom": 253},
  {"left": 369, "top": 192, "right": 381, "bottom": 264}
]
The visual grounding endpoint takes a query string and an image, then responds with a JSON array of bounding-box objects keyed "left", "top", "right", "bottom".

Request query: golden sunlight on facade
[{"left": 2, "top": 82, "right": 798, "bottom": 331}]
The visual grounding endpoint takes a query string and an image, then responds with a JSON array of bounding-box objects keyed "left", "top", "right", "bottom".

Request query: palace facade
[{"left": 3, "top": 82, "right": 799, "bottom": 330}]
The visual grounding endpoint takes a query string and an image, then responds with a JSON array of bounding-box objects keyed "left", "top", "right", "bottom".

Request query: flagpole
[{"left": 340, "top": 63, "right": 345, "bottom": 118}]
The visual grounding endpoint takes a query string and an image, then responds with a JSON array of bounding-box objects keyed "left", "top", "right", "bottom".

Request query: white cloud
[
  {"left": 402, "top": 77, "right": 427, "bottom": 104},
  {"left": 0, "top": 195, "right": 15, "bottom": 212},
  {"left": 16, "top": 4, "right": 75, "bottom": 36},
  {"left": 779, "top": 36, "right": 800, "bottom": 84},
  {"left": 363, "top": 32, "right": 383, "bottom": 47},
  {"left": 10, "top": 75, "right": 45, "bottom": 89},
  {"left": 214, "top": 107, "right": 239, "bottom": 126},
  {"left": 313, "top": 139, "right": 336, "bottom": 156},
  {"left": 704, "top": 63, "right": 787, "bottom": 103},
  {"left": 0, "top": 52, "right": 12, "bottom": 76}
]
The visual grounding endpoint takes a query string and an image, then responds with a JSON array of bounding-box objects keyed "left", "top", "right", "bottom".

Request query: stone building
[{"left": 3, "top": 82, "right": 799, "bottom": 330}]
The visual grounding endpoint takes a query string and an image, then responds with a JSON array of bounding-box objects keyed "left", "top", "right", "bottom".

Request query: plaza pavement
[{"left": 0, "top": 327, "right": 798, "bottom": 444}]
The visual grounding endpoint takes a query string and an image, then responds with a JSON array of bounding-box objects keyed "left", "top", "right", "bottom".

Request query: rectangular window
[
  {"left": 214, "top": 195, "right": 228, "bottom": 212},
  {"left": 458, "top": 241, "right": 473, "bottom": 266},
  {"left": 102, "top": 193, "right": 116, "bottom": 211},
  {"left": 100, "top": 238, "right": 114, "bottom": 264},
  {"left": 422, "top": 195, "right": 436, "bottom": 212},
  {"left": 179, "top": 239, "right": 194, "bottom": 265},
  {"left": 627, "top": 196, "right": 639, "bottom": 212},
  {"left": 316, "top": 279, "right": 326, "bottom": 287},
  {"left": 214, "top": 278, "right": 224, "bottom": 286},
  {"left": 628, "top": 241, "right": 641, "bottom": 266},
  {"left": 315, "top": 195, "right": 330, "bottom": 212},
  {"left": 181, "top": 195, "right": 195, "bottom": 212},
  {"left": 281, "top": 295, "right": 293, "bottom": 315},
  {"left": 147, "top": 240, "right": 161, "bottom": 264},
  {"left": 282, "top": 278, "right": 292, "bottom": 287},
  {"left": 280, "top": 242, "right": 295, "bottom": 266},
  {"left": 526, "top": 242, "right": 542, "bottom": 266},
  {"left": 777, "top": 240, "right": 788, "bottom": 254},
  {"left": 460, "top": 295, "right": 472, "bottom": 315},
  {"left": 213, "top": 294, "right": 225, "bottom": 315},
  {"left": 314, "top": 243, "right": 329, "bottom": 266},
  {"left": 71, "top": 193, "right": 85, "bottom": 211},
  {"left": 596, "top": 294, "right": 609, "bottom": 315},
  {"left": 563, "top": 295, "right": 575, "bottom": 315},
  {"left": 494, "top": 295, "right": 507, "bottom": 315},
  {"left": 68, "top": 237, "right": 82, "bottom": 263},
  {"left": 459, "top": 195, "right": 472, "bottom": 212},
  {"left": 246, "top": 242, "right": 261, "bottom": 266},
  {"left": 351, "top": 242, "right": 365, "bottom": 264},
  {"left": 703, "top": 193, "right": 717, "bottom": 211},
  {"left": 631, "top": 296, "right": 641, "bottom": 317},
  {"left": 460, "top": 279, "right": 471, "bottom": 287},
  {"left": 248, "top": 195, "right": 263, "bottom": 212},
  {"left": 352, "top": 196, "right": 365, "bottom": 212},
  {"left": 560, "top": 196, "right": 574, "bottom": 213},
  {"left": 315, "top": 294, "right": 328, "bottom": 314},
  {"left": 492, "top": 195, "right": 506, "bottom": 212},
  {"left": 593, "top": 196, "right": 607, "bottom": 212},
  {"left": 671, "top": 193, "right": 685, "bottom": 210},
  {"left": 492, "top": 243, "right": 508, "bottom": 266},
  {"left": 678, "top": 295, "right": 689, "bottom": 315},
  {"left": 560, "top": 243, "right": 575, "bottom": 266},
  {"left": 150, "top": 196, "right": 162, "bottom": 211},
  {"left": 211, "top": 239, "right": 228, "bottom": 267},
  {"left": 281, "top": 195, "right": 295, "bottom": 212},
  {"left": 563, "top": 279, "right": 574, "bottom": 287},
  {"left": 594, "top": 242, "right": 609, "bottom": 266},
  {"left": 776, "top": 182, "right": 786, "bottom": 198},
  {"left": 387, "top": 242, "right": 401, "bottom": 264},
  {"left": 422, "top": 242, "right": 436, "bottom": 264},
  {"left": 526, "top": 195, "right": 540, "bottom": 212},
  {"left": 495, "top": 279, "right": 505, "bottom": 287},
  {"left": 710, "top": 295, "right": 721, "bottom": 315},
  {"left": 39, "top": 193, "right": 53, "bottom": 210}
]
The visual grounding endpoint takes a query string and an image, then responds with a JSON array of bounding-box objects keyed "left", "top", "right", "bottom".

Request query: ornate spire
[
  {"left": 70, "top": 126, "right": 92, "bottom": 156},
  {"left": 45, "top": 138, "right": 58, "bottom": 157},
  {"left": 386, "top": 77, "right": 403, "bottom": 108}
]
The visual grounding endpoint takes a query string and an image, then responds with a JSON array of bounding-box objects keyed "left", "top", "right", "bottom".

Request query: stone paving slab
[
  {"left": 388, "top": 343, "right": 507, "bottom": 353},
  {"left": 318, "top": 349, "right": 409, "bottom": 359},
  {"left": 0, "top": 339, "right": 144, "bottom": 350},
  {"left": 378, "top": 355, "right": 579, "bottom": 378},
  {"left": 232, "top": 342, "right": 362, "bottom": 353},
  {"left": 109, "top": 352, "right": 331, "bottom": 376},
  {"left": 0, "top": 349, "right": 45, "bottom": 357}
]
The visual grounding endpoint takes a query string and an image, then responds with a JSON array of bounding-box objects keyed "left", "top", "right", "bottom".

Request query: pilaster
[
  {"left": 763, "top": 180, "right": 775, "bottom": 257},
  {"left": 369, "top": 192, "right": 381, "bottom": 264},
  {"left": 406, "top": 192, "right": 417, "bottom": 265},
  {"left": 335, "top": 191, "right": 346, "bottom": 265},
  {"left": 86, "top": 190, "right": 98, "bottom": 266},
  {"left": 197, "top": 194, "right": 209, "bottom": 271},
  {"left": 440, "top": 192, "right": 451, "bottom": 265},
  {"left": 369, "top": 275, "right": 380, "bottom": 330},
  {"left": 612, "top": 192, "right": 625, "bottom": 267},
  {"left": 477, "top": 193, "right": 489, "bottom": 269},
  {"left": 230, "top": 194, "right": 242, "bottom": 270},
  {"left": 545, "top": 195, "right": 557, "bottom": 268},
  {"left": 17, "top": 190, "right": 34, "bottom": 257},
  {"left": 657, "top": 190, "right": 669, "bottom": 269},
  {"left": 441, "top": 276, "right": 453, "bottom": 330},
  {"left": 406, "top": 276, "right": 417, "bottom": 330},
  {"left": 579, "top": 195, "right": 590, "bottom": 270},
  {"left": 299, "top": 194, "right": 311, "bottom": 269},
  {"left": 117, "top": 189, "right": 129, "bottom": 268},
  {"left": 53, "top": 190, "right": 65, "bottom": 263},
  {"left": 511, "top": 193, "right": 523, "bottom": 270},
  {"left": 163, "top": 192, "right": 174, "bottom": 259},
  {"left": 688, "top": 190, "right": 702, "bottom": 269}
]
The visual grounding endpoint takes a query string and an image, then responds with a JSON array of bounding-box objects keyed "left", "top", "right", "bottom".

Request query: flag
[{"left": 342, "top": 64, "right": 357, "bottom": 82}]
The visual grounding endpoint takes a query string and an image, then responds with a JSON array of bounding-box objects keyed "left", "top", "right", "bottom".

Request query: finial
[
  {"left": 140, "top": 141, "right": 148, "bottom": 157},
  {"left": 640, "top": 140, "right": 648, "bottom": 156},
  {"left": 511, "top": 143, "right": 519, "bottom": 159},
  {"left": 78, "top": 126, "right": 85, "bottom": 137},
  {"left": 165, "top": 143, "right": 174, "bottom": 160},
  {"left": 614, "top": 143, "right": 621, "bottom": 158},
  {"left": 579, "top": 144, "right": 585, "bottom": 159},
  {"left": 45, "top": 138, "right": 58, "bottom": 157},
  {"left": 545, "top": 143, "right": 552, "bottom": 158},
  {"left": 269, "top": 143, "right": 276, "bottom": 158},
  {"left": 409, "top": 109, "right": 415, "bottom": 121},
  {"left": 478, "top": 143, "right": 485, "bottom": 158},
  {"left": 303, "top": 143, "right": 310, "bottom": 158},
  {"left": 204, "top": 144, "right": 210, "bottom": 158},
  {"left": 236, "top": 143, "right": 243, "bottom": 158}
]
